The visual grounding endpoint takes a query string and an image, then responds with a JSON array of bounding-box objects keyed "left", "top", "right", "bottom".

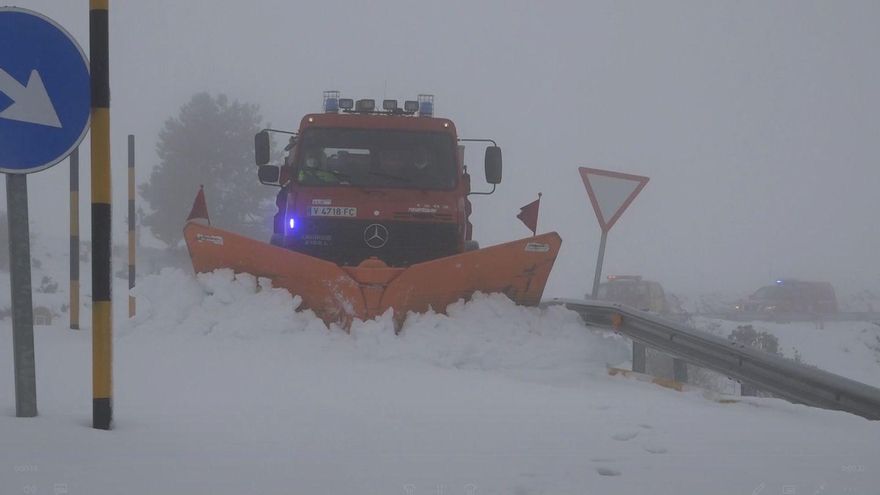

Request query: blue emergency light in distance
[{"left": 288, "top": 217, "right": 296, "bottom": 230}]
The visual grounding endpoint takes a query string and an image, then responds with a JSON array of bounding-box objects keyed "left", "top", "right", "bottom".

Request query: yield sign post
[
  {"left": 0, "top": 7, "right": 90, "bottom": 418},
  {"left": 578, "top": 167, "right": 649, "bottom": 299}
]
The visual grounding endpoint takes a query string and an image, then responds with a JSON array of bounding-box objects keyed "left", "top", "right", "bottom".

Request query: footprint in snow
[
  {"left": 611, "top": 431, "right": 639, "bottom": 441},
  {"left": 596, "top": 467, "right": 622, "bottom": 477},
  {"left": 643, "top": 445, "right": 668, "bottom": 454}
]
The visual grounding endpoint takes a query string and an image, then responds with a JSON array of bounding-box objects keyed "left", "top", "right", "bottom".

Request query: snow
[{"left": 2, "top": 263, "right": 879, "bottom": 494}]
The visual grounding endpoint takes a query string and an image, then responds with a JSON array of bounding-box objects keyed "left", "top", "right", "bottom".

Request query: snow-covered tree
[{"left": 140, "top": 92, "right": 275, "bottom": 246}]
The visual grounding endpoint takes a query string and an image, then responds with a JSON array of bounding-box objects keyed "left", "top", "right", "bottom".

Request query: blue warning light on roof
[
  {"left": 323, "top": 90, "right": 340, "bottom": 113},
  {"left": 417, "top": 94, "right": 434, "bottom": 117}
]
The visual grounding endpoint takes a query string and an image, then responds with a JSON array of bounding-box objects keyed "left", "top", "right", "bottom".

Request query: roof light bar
[
  {"left": 382, "top": 99, "right": 398, "bottom": 111},
  {"left": 417, "top": 94, "right": 434, "bottom": 117},
  {"left": 338, "top": 98, "right": 354, "bottom": 110},
  {"left": 355, "top": 99, "right": 375, "bottom": 112},
  {"left": 403, "top": 100, "right": 419, "bottom": 113}
]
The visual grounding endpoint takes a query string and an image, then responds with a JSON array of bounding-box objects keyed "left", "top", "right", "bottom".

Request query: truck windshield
[
  {"left": 598, "top": 281, "right": 649, "bottom": 305},
  {"left": 753, "top": 286, "right": 785, "bottom": 300},
  {"left": 294, "top": 128, "right": 456, "bottom": 189}
]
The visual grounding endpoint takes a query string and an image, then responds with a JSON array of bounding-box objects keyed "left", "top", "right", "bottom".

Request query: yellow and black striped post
[
  {"left": 128, "top": 134, "right": 135, "bottom": 317},
  {"left": 90, "top": 0, "right": 113, "bottom": 430},
  {"left": 69, "top": 147, "right": 80, "bottom": 330}
]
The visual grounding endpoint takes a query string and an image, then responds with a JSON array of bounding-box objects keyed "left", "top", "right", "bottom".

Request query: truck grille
[
  {"left": 392, "top": 211, "right": 455, "bottom": 221},
  {"left": 284, "top": 218, "right": 459, "bottom": 267}
]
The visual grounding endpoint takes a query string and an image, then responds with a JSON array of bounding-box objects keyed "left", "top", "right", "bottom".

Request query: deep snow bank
[{"left": 128, "top": 268, "right": 631, "bottom": 385}]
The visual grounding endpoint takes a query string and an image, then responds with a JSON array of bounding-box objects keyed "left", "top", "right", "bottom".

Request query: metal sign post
[
  {"left": 0, "top": 7, "right": 91, "bottom": 418},
  {"left": 579, "top": 167, "right": 650, "bottom": 372},
  {"left": 7, "top": 174, "right": 36, "bottom": 417}
]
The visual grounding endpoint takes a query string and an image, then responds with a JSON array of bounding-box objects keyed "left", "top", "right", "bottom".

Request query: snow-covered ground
[{"left": 2, "top": 267, "right": 879, "bottom": 495}]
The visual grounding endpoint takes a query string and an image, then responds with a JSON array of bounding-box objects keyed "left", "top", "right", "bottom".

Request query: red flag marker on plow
[
  {"left": 517, "top": 192, "right": 541, "bottom": 236},
  {"left": 186, "top": 185, "right": 210, "bottom": 225}
]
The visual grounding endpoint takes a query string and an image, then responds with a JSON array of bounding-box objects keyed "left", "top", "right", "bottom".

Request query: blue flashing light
[
  {"left": 776, "top": 279, "right": 783, "bottom": 284},
  {"left": 417, "top": 94, "right": 434, "bottom": 117},
  {"left": 288, "top": 217, "right": 296, "bottom": 230},
  {"left": 323, "top": 90, "right": 341, "bottom": 113}
]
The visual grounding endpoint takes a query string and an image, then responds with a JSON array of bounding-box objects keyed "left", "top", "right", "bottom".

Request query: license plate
[{"left": 308, "top": 206, "right": 357, "bottom": 217}]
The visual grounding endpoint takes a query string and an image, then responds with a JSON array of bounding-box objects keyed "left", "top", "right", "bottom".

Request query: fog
[{"left": 5, "top": 0, "right": 879, "bottom": 299}]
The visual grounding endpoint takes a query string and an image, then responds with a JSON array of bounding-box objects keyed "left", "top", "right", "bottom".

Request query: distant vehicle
[
  {"left": 735, "top": 279, "right": 839, "bottom": 314},
  {"left": 591, "top": 275, "right": 670, "bottom": 313}
]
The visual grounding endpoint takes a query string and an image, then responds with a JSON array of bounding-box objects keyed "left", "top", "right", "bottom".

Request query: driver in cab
[{"left": 298, "top": 150, "right": 341, "bottom": 184}]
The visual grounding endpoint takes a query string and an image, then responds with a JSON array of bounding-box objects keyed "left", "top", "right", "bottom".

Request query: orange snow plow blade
[
  {"left": 185, "top": 221, "right": 369, "bottom": 327},
  {"left": 379, "top": 233, "right": 561, "bottom": 315},
  {"left": 184, "top": 190, "right": 561, "bottom": 327}
]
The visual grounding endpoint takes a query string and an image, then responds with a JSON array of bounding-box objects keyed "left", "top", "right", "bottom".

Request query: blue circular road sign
[{"left": 0, "top": 8, "right": 90, "bottom": 174}]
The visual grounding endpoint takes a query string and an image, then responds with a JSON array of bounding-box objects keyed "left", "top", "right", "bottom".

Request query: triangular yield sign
[{"left": 579, "top": 167, "right": 649, "bottom": 232}]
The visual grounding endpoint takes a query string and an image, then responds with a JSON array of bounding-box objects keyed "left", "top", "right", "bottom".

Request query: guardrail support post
[
  {"left": 632, "top": 342, "right": 646, "bottom": 373},
  {"left": 673, "top": 358, "right": 688, "bottom": 383}
]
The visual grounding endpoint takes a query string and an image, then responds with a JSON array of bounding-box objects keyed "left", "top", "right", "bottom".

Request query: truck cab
[
  {"left": 736, "top": 279, "right": 839, "bottom": 314},
  {"left": 255, "top": 92, "right": 501, "bottom": 268},
  {"left": 593, "top": 275, "right": 670, "bottom": 313}
]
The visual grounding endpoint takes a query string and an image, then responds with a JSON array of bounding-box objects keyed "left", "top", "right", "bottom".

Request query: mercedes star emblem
[{"left": 364, "top": 223, "right": 389, "bottom": 249}]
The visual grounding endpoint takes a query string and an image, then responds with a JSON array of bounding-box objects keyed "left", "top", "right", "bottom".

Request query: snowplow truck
[{"left": 184, "top": 92, "right": 561, "bottom": 328}]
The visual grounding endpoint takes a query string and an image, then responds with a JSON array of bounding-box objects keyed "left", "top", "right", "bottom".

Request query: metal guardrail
[{"left": 543, "top": 299, "right": 880, "bottom": 420}]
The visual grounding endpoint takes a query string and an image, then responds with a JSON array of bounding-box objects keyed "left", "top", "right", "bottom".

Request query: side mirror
[
  {"left": 257, "top": 164, "right": 282, "bottom": 186},
  {"left": 484, "top": 146, "right": 502, "bottom": 185},
  {"left": 254, "top": 130, "right": 271, "bottom": 165}
]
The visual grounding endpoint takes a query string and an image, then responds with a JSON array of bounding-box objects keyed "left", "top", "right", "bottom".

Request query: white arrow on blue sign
[{"left": 0, "top": 7, "right": 90, "bottom": 174}]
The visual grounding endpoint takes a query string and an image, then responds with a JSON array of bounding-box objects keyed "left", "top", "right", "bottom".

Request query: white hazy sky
[{"left": 3, "top": 0, "right": 879, "bottom": 299}]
